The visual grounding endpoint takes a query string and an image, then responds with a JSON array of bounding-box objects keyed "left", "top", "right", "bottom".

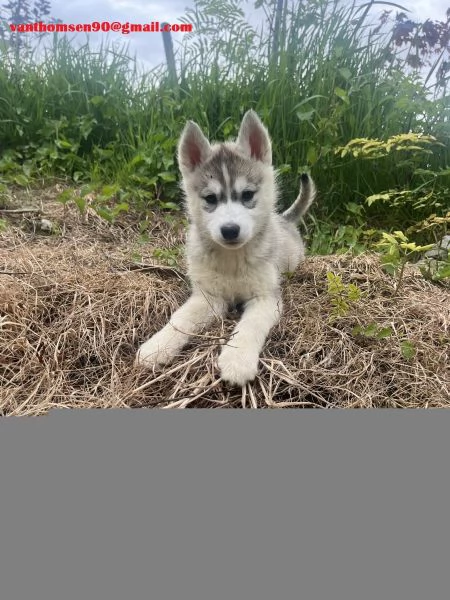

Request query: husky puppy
[{"left": 136, "top": 110, "right": 315, "bottom": 387}]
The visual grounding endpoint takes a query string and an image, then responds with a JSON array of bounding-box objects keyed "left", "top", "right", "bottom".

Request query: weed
[
  {"left": 152, "top": 246, "right": 183, "bottom": 268},
  {"left": 376, "top": 231, "right": 434, "bottom": 294},
  {"left": 400, "top": 340, "right": 416, "bottom": 360},
  {"left": 352, "top": 324, "right": 394, "bottom": 340},
  {"left": 326, "top": 272, "right": 363, "bottom": 320},
  {"left": 352, "top": 322, "right": 417, "bottom": 361}
]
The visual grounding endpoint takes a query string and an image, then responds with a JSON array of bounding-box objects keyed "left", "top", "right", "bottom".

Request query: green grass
[{"left": 0, "top": 0, "right": 449, "bottom": 249}]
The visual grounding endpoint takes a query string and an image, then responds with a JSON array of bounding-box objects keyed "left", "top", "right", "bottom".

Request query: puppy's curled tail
[{"left": 282, "top": 173, "right": 316, "bottom": 223}]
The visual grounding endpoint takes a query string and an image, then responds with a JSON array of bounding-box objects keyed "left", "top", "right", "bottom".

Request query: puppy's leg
[
  {"left": 218, "top": 295, "right": 282, "bottom": 387},
  {"left": 136, "top": 293, "right": 225, "bottom": 368}
]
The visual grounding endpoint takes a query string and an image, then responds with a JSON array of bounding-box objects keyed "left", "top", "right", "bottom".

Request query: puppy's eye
[
  {"left": 204, "top": 194, "right": 217, "bottom": 205},
  {"left": 242, "top": 190, "right": 255, "bottom": 202}
]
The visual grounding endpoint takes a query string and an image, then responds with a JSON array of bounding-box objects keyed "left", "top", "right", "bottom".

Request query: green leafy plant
[
  {"left": 326, "top": 272, "right": 362, "bottom": 320},
  {"left": 56, "top": 184, "right": 129, "bottom": 223},
  {"left": 336, "top": 133, "right": 441, "bottom": 160},
  {"left": 420, "top": 260, "right": 450, "bottom": 284},
  {"left": 376, "top": 231, "right": 434, "bottom": 293},
  {"left": 352, "top": 323, "right": 393, "bottom": 339},
  {"left": 400, "top": 340, "right": 416, "bottom": 360},
  {"left": 352, "top": 323, "right": 417, "bottom": 361},
  {"left": 416, "top": 226, "right": 450, "bottom": 285},
  {"left": 152, "top": 247, "right": 183, "bottom": 268}
]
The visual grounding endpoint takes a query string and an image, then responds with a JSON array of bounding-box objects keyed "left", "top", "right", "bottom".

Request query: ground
[{"left": 1, "top": 185, "right": 449, "bottom": 415}]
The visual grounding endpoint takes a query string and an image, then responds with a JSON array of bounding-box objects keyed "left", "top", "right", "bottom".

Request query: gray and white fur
[{"left": 136, "top": 110, "right": 316, "bottom": 387}]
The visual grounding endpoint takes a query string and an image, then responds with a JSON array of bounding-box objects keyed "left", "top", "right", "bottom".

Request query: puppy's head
[{"left": 178, "top": 110, "right": 277, "bottom": 249}]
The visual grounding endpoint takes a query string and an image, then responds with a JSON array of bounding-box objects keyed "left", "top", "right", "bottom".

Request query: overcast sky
[{"left": 41, "top": 0, "right": 450, "bottom": 68}]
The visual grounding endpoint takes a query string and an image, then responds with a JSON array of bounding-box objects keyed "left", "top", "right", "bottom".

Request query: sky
[{"left": 14, "top": 0, "right": 450, "bottom": 69}]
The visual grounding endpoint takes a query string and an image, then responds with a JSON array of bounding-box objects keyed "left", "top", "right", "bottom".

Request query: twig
[
  {"left": 123, "top": 262, "right": 184, "bottom": 279},
  {"left": 0, "top": 271, "right": 30, "bottom": 275},
  {"left": 0, "top": 207, "right": 41, "bottom": 214},
  {"left": 127, "top": 262, "right": 179, "bottom": 272}
]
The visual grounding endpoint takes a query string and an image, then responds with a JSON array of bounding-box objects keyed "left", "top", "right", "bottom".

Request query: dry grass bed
[{"left": 1, "top": 188, "right": 449, "bottom": 414}]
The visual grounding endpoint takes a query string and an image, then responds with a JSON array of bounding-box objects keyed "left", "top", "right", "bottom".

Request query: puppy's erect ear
[
  {"left": 178, "top": 121, "right": 211, "bottom": 174},
  {"left": 236, "top": 110, "right": 272, "bottom": 165}
]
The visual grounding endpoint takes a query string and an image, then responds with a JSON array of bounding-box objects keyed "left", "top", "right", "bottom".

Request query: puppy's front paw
[
  {"left": 135, "top": 331, "right": 176, "bottom": 368},
  {"left": 218, "top": 346, "right": 259, "bottom": 387}
]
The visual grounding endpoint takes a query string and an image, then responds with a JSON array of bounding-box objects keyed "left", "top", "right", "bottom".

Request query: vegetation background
[{"left": 0, "top": 0, "right": 449, "bottom": 267}]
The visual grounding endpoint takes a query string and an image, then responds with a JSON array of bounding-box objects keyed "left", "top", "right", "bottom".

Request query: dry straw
[{"left": 1, "top": 198, "right": 449, "bottom": 414}]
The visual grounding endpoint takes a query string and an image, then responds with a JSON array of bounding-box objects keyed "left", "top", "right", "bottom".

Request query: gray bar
[{"left": 1, "top": 410, "right": 449, "bottom": 600}]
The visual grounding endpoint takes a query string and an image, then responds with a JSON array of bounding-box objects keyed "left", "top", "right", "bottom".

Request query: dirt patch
[{"left": 1, "top": 188, "right": 449, "bottom": 414}]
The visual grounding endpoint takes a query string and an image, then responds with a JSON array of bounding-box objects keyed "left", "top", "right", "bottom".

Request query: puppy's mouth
[
  {"left": 211, "top": 229, "right": 249, "bottom": 249},
  {"left": 218, "top": 239, "right": 246, "bottom": 249}
]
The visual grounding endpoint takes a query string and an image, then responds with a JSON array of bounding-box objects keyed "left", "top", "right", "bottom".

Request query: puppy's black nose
[{"left": 221, "top": 224, "right": 240, "bottom": 241}]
